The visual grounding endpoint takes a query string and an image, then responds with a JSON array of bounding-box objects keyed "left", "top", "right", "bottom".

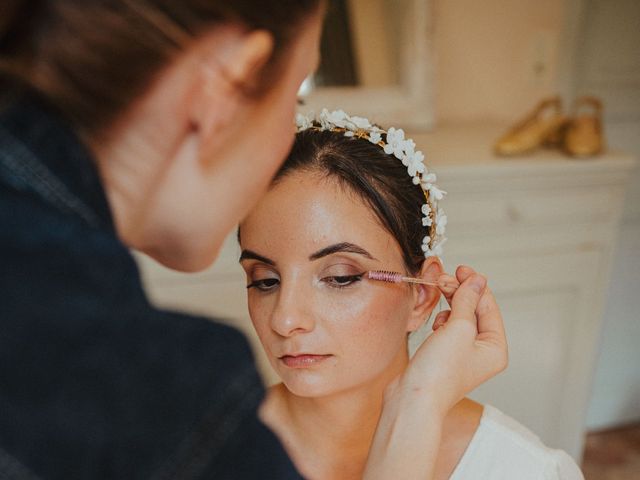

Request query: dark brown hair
[
  {"left": 274, "top": 129, "right": 431, "bottom": 275},
  {"left": 0, "top": 0, "right": 321, "bottom": 135}
]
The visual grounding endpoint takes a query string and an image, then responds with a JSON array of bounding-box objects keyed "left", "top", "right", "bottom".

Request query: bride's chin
[{"left": 280, "top": 376, "right": 337, "bottom": 398}]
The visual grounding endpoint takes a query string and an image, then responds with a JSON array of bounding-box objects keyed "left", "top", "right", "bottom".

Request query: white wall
[
  {"left": 586, "top": 220, "right": 640, "bottom": 430},
  {"left": 433, "top": 0, "right": 565, "bottom": 123},
  {"left": 585, "top": 121, "right": 640, "bottom": 430},
  {"left": 431, "top": 0, "right": 640, "bottom": 430},
  {"left": 566, "top": 0, "right": 640, "bottom": 430}
]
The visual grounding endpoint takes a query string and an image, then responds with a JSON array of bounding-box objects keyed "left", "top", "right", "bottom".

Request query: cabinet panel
[
  {"left": 470, "top": 288, "right": 576, "bottom": 445},
  {"left": 430, "top": 248, "right": 602, "bottom": 459},
  {"left": 443, "top": 186, "right": 618, "bottom": 232}
]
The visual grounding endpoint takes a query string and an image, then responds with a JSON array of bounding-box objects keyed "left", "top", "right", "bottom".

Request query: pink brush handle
[
  {"left": 367, "top": 270, "right": 458, "bottom": 288},
  {"left": 401, "top": 276, "right": 460, "bottom": 289},
  {"left": 400, "top": 277, "right": 439, "bottom": 286}
]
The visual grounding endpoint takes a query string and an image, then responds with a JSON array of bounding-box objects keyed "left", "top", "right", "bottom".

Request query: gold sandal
[
  {"left": 494, "top": 96, "right": 568, "bottom": 156},
  {"left": 563, "top": 96, "right": 605, "bottom": 157}
]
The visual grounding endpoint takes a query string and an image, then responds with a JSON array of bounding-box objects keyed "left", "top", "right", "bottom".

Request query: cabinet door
[{"left": 410, "top": 248, "right": 604, "bottom": 459}]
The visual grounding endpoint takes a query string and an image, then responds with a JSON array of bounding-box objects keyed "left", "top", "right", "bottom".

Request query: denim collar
[{"left": 0, "top": 95, "right": 115, "bottom": 231}]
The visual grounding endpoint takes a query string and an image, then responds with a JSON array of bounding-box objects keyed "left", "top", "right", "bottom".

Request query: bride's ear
[
  {"left": 407, "top": 257, "right": 444, "bottom": 332},
  {"left": 188, "top": 26, "right": 274, "bottom": 141}
]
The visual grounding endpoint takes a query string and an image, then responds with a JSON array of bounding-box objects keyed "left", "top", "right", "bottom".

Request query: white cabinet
[
  {"left": 136, "top": 124, "right": 636, "bottom": 462},
  {"left": 408, "top": 124, "right": 636, "bottom": 460}
]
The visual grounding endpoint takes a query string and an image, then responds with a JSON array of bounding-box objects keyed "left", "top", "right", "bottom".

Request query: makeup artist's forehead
[{"left": 241, "top": 172, "right": 400, "bottom": 261}]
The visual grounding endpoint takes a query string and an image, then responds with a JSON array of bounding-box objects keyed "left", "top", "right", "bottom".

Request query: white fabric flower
[
  {"left": 428, "top": 237, "right": 447, "bottom": 257},
  {"left": 326, "top": 109, "right": 349, "bottom": 128},
  {"left": 369, "top": 131, "right": 382, "bottom": 144},
  {"left": 424, "top": 248, "right": 435, "bottom": 258},
  {"left": 421, "top": 235, "right": 431, "bottom": 252},
  {"left": 435, "top": 208, "right": 447, "bottom": 235},
  {"left": 427, "top": 184, "right": 446, "bottom": 201},
  {"left": 318, "top": 108, "right": 333, "bottom": 130},
  {"left": 384, "top": 127, "right": 407, "bottom": 159},
  {"left": 406, "top": 151, "right": 425, "bottom": 177},
  {"left": 295, "top": 113, "right": 313, "bottom": 131},
  {"left": 350, "top": 115, "right": 371, "bottom": 130},
  {"left": 420, "top": 172, "right": 437, "bottom": 189},
  {"left": 421, "top": 203, "right": 432, "bottom": 227},
  {"left": 404, "top": 138, "right": 416, "bottom": 156}
]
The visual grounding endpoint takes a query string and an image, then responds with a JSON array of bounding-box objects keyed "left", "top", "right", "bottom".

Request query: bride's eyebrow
[
  {"left": 239, "top": 250, "right": 275, "bottom": 266},
  {"left": 309, "top": 242, "right": 377, "bottom": 261}
]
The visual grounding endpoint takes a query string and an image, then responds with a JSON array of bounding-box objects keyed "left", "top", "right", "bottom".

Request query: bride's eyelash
[
  {"left": 323, "top": 273, "right": 365, "bottom": 289},
  {"left": 246, "top": 272, "right": 366, "bottom": 292},
  {"left": 246, "top": 278, "right": 279, "bottom": 291}
]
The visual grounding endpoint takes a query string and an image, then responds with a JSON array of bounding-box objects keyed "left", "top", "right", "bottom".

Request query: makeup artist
[{"left": 0, "top": 1, "right": 506, "bottom": 479}]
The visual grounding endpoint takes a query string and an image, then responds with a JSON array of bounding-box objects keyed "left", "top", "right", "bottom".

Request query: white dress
[{"left": 450, "top": 405, "right": 585, "bottom": 479}]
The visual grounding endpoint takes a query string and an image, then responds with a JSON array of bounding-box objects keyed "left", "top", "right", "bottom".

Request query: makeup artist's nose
[{"left": 270, "top": 283, "right": 315, "bottom": 337}]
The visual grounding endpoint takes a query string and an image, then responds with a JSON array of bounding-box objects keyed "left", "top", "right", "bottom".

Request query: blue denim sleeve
[
  {"left": 0, "top": 187, "right": 303, "bottom": 480},
  {"left": 138, "top": 318, "right": 304, "bottom": 480},
  {"left": 138, "top": 312, "right": 304, "bottom": 480}
]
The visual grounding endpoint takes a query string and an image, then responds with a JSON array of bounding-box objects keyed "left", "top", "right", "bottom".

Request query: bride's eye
[
  {"left": 322, "top": 273, "right": 364, "bottom": 289},
  {"left": 246, "top": 277, "right": 280, "bottom": 292}
]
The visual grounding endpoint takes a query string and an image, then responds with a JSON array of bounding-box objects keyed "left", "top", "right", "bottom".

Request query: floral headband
[{"left": 295, "top": 109, "right": 447, "bottom": 257}]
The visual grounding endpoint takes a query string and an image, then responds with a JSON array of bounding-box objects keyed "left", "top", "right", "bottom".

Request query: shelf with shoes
[{"left": 493, "top": 96, "right": 606, "bottom": 158}]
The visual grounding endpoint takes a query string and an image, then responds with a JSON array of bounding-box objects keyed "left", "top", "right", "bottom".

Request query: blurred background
[{"left": 137, "top": 1, "right": 640, "bottom": 477}]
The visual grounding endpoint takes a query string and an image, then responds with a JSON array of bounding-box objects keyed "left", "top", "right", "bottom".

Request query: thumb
[{"left": 450, "top": 274, "right": 487, "bottom": 326}]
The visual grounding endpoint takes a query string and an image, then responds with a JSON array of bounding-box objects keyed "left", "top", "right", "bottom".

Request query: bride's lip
[{"left": 279, "top": 354, "right": 332, "bottom": 368}]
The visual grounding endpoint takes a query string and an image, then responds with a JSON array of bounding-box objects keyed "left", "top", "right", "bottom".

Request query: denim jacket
[{"left": 0, "top": 96, "right": 301, "bottom": 480}]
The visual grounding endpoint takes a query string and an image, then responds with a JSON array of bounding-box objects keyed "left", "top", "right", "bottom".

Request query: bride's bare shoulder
[
  {"left": 451, "top": 397, "right": 484, "bottom": 429},
  {"left": 433, "top": 398, "right": 484, "bottom": 480}
]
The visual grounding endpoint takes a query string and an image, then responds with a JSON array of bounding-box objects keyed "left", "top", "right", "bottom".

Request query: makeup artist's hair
[
  {"left": 0, "top": 0, "right": 321, "bottom": 136},
  {"left": 274, "top": 129, "right": 427, "bottom": 275}
]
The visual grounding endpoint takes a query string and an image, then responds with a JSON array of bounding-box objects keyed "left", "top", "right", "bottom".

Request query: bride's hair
[{"left": 274, "top": 129, "right": 429, "bottom": 275}]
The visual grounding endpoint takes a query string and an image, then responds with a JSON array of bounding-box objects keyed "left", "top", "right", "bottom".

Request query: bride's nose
[{"left": 270, "top": 281, "right": 315, "bottom": 337}]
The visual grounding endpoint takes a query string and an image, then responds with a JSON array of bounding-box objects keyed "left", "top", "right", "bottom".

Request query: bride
[{"left": 238, "top": 110, "right": 584, "bottom": 479}]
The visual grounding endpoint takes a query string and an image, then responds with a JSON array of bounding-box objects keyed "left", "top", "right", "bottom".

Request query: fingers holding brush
[
  {"left": 437, "top": 265, "right": 486, "bottom": 308},
  {"left": 431, "top": 267, "right": 476, "bottom": 331},
  {"left": 432, "top": 309, "right": 451, "bottom": 331},
  {"left": 443, "top": 266, "right": 505, "bottom": 343},
  {"left": 432, "top": 267, "right": 473, "bottom": 330},
  {"left": 437, "top": 273, "right": 460, "bottom": 305},
  {"left": 436, "top": 265, "right": 508, "bottom": 375}
]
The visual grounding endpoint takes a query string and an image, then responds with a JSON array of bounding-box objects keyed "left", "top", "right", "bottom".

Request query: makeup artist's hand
[
  {"left": 404, "top": 265, "right": 508, "bottom": 415},
  {"left": 364, "top": 266, "right": 506, "bottom": 480}
]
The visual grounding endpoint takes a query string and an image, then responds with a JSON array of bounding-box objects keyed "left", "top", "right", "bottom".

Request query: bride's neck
[
  {"left": 263, "top": 352, "right": 410, "bottom": 478},
  {"left": 288, "top": 384, "right": 383, "bottom": 453}
]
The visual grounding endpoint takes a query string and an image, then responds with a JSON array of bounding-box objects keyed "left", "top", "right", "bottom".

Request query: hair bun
[{"left": 0, "top": 0, "right": 39, "bottom": 81}]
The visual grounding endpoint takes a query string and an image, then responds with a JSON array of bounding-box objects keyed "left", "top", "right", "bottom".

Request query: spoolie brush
[
  {"left": 367, "top": 270, "right": 459, "bottom": 288},
  {"left": 367, "top": 270, "right": 440, "bottom": 286}
]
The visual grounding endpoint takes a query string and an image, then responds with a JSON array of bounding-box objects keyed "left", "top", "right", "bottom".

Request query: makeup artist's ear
[
  {"left": 189, "top": 26, "right": 274, "bottom": 141},
  {"left": 407, "top": 257, "right": 444, "bottom": 332}
]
